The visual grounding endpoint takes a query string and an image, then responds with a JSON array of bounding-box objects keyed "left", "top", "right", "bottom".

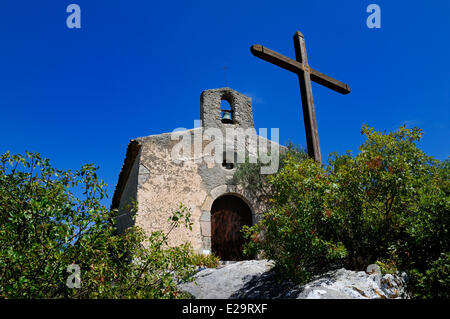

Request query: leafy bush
[
  {"left": 375, "top": 259, "right": 398, "bottom": 275},
  {"left": 188, "top": 251, "right": 220, "bottom": 269},
  {"left": 242, "top": 157, "right": 347, "bottom": 283},
  {"left": 325, "top": 126, "right": 448, "bottom": 270},
  {"left": 237, "top": 126, "right": 449, "bottom": 298},
  {"left": 408, "top": 252, "right": 450, "bottom": 299},
  {"left": 0, "top": 152, "right": 198, "bottom": 299}
]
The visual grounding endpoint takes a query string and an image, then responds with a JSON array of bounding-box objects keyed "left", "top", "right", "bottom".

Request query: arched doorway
[{"left": 211, "top": 195, "right": 252, "bottom": 261}]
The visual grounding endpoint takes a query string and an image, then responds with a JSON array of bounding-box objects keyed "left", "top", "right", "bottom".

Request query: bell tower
[{"left": 200, "top": 88, "right": 254, "bottom": 129}]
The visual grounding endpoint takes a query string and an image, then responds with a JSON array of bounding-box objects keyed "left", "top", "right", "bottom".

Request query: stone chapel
[{"left": 111, "top": 87, "right": 280, "bottom": 261}]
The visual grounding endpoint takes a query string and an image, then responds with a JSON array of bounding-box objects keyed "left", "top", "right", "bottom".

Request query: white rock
[{"left": 178, "top": 260, "right": 409, "bottom": 299}]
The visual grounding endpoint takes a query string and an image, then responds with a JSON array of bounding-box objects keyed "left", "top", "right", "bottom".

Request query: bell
[{"left": 221, "top": 111, "right": 233, "bottom": 124}]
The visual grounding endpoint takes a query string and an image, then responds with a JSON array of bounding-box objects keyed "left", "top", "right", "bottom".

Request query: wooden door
[{"left": 211, "top": 195, "right": 252, "bottom": 261}]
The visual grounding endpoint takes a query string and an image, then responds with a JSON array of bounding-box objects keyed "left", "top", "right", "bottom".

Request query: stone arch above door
[{"left": 209, "top": 185, "right": 254, "bottom": 210}]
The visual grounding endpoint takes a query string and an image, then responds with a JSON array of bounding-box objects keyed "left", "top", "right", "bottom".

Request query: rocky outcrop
[
  {"left": 178, "top": 260, "right": 409, "bottom": 299},
  {"left": 293, "top": 268, "right": 409, "bottom": 299}
]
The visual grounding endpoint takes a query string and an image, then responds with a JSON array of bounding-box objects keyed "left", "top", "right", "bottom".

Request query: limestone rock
[
  {"left": 178, "top": 260, "right": 409, "bottom": 299},
  {"left": 296, "top": 268, "right": 408, "bottom": 299},
  {"left": 178, "top": 260, "right": 274, "bottom": 299}
]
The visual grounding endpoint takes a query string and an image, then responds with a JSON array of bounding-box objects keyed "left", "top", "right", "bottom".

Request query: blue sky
[{"left": 0, "top": 0, "right": 449, "bottom": 205}]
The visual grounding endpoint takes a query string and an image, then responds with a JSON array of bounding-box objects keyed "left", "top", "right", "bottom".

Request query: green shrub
[
  {"left": 0, "top": 152, "right": 197, "bottom": 299},
  {"left": 408, "top": 253, "right": 450, "bottom": 299},
  {"left": 324, "top": 126, "right": 448, "bottom": 270},
  {"left": 375, "top": 259, "right": 398, "bottom": 275},
  {"left": 242, "top": 157, "right": 348, "bottom": 283},
  {"left": 238, "top": 126, "right": 449, "bottom": 298}
]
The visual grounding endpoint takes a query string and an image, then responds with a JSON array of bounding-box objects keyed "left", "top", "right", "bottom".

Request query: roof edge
[{"left": 111, "top": 140, "right": 142, "bottom": 210}]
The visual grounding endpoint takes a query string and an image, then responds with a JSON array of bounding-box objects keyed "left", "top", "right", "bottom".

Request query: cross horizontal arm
[{"left": 250, "top": 44, "right": 351, "bottom": 95}]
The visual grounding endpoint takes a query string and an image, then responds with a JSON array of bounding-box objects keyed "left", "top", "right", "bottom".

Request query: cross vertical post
[{"left": 293, "top": 31, "right": 322, "bottom": 164}]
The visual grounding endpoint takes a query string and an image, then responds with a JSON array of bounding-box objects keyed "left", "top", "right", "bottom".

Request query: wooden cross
[{"left": 251, "top": 31, "right": 350, "bottom": 164}]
